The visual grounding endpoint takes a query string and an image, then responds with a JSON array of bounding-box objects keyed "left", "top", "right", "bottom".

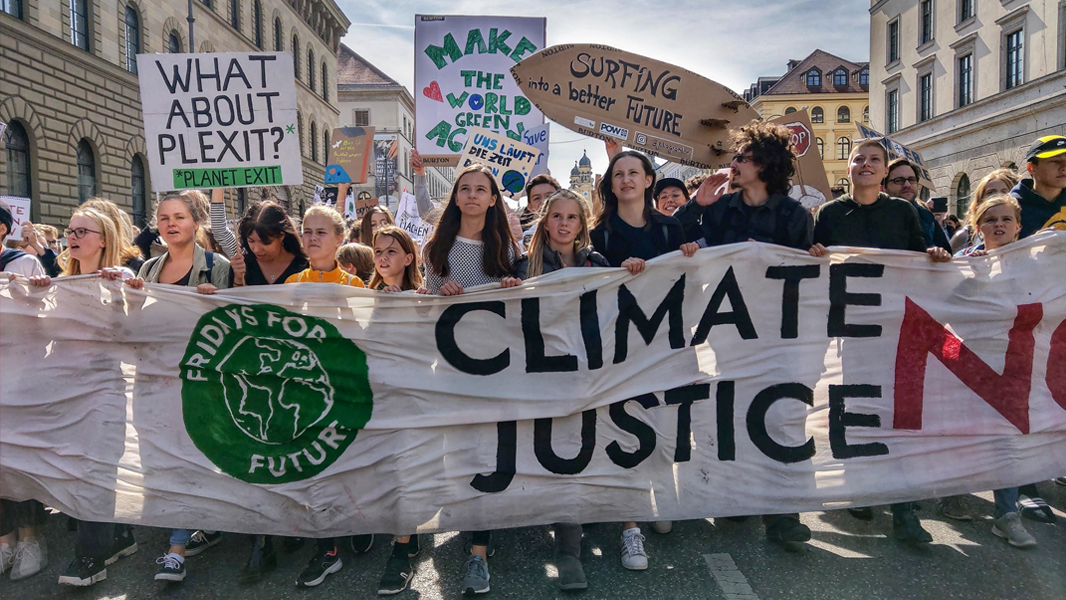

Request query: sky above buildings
[{"left": 337, "top": 0, "right": 870, "bottom": 185}]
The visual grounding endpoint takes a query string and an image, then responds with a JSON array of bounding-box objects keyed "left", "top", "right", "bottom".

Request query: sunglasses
[{"left": 64, "top": 227, "right": 102, "bottom": 240}]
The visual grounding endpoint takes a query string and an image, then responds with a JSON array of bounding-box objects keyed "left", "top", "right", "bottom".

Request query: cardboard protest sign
[
  {"left": 374, "top": 133, "right": 398, "bottom": 200},
  {"left": 521, "top": 123, "right": 550, "bottom": 178},
  {"left": 326, "top": 127, "right": 375, "bottom": 184},
  {"left": 769, "top": 111, "right": 832, "bottom": 209},
  {"left": 855, "top": 122, "right": 935, "bottom": 190},
  {"left": 510, "top": 44, "right": 760, "bottom": 169},
  {"left": 137, "top": 52, "right": 302, "bottom": 192},
  {"left": 415, "top": 15, "right": 546, "bottom": 167},
  {"left": 396, "top": 191, "right": 435, "bottom": 245},
  {"left": 0, "top": 196, "right": 31, "bottom": 229},
  {"left": 352, "top": 192, "right": 379, "bottom": 221},
  {"left": 457, "top": 127, "right": 541, "bottom": 194},
  {"left": 313, "top": 185, "right": 338, "bottom": 207}
]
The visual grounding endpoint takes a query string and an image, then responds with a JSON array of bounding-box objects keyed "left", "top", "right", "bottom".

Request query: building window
[
  {"left": 956, "top": 173, "right": 971, "bottom": 218},
  {"left": 236, "top": 188, "right": 246, "bottom": 216},
  {"left": 806, "top": 70, "right": 820, "bottom": 87},
  {"left": 307, "top": 48, "right": 315, "bottom": 92},
  {"left": 837, "top": 137, "right": 851, "bottom": 161},
  {"left": 837, "top": 178, "right": 851, "bottom": 194},
  {"left": 4, "top": 121, "right": 31, "bottom": 198},
  {"left": 274, "top": 18, "right": 282, "bottom": 51},
  {"left": 886, "top": 89, "right": 899, "bottom": 133},
  {"left": 131, "top": 156, "right": 146, "bottom": 228},
  {"left": 353, "top": 109, "right": 369, "bottom": 126},
  {"left": 70, "top": 0, "right": 90, "bottom": 51},
  {"left": 959, "top": 0, "right": 974, "bottom": 23},
  {"left": 920, "top": 0, "right": 934, "bottom": 45},
  {"left": 3, "top": 0, "right": 23, "bottom": 19},
  {"left": 310, "top": 122, "right": 317, "bottom": 162},
  {"left": 919, "top": 73, "right": 933, "bottom": 121},
  {"left": 833, "top": 69, "right": 847, "bottom": 87},
  {"left": 859, "top": 68, "right": 869, "bottom": 87},
  {"left": 784, "top": 106, "right": 796, "bottom": 114},
  {"left": 816, "top": 137, "right": 824, "bottom": 159},
  {"left": 863, "top": 106, "right": 869, "bottom": 122},
  {"left": 321, "top": 62, "right": 329, "bottom": 102},
  {"left": 252, "top": 1, "right": 262, "bottom": 49},
  {"left": 956, "top": 54, "right": 973, "bottom": 107},
  {"left": 168, "top": 30, "right": 181, "bottom": 53},
  {"left": 323, "top": 129, "right": 330, "bottom": 165},
  {"left": 888, "top": 18, "right": 900, "bottom": 63},
  {"left": 1005, "top": 29, "right": 1023, "bottom": 90},
  {"left": 76, "top": 140, "right": 96, "bottom": 204},
  {"left": 229, "top": 0, "right": 239, "bottom": 30},
  {"left": 200, "top": 0, "right": 211, "bottom": 7},
  {"left": 124, "top": 5, "right": 140, "bottom": 73},
  {"left": 292, "top": 34, "right": 300, "bottom": 79},
  {"left": 811, "top": 106, "right": 823, "bottom": 123},
  {"left": 837, "top": 106, "right": 850, "bottom": 123}
]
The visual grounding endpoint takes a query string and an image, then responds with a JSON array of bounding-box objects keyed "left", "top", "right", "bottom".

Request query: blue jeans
[
  {"left": 993, "top": 487, "right": 1019, "bottom": 518},
  {"left": 169, "top": 529, "right": 193, "bottom": 547}
]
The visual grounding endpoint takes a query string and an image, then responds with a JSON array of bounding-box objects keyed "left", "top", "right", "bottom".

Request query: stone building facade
[
  {"left": 1, "top": 0, "right": 348, "bottom": 229},
  {"left": 869, "top": 0, "right": 1066, "bottom": 217}
]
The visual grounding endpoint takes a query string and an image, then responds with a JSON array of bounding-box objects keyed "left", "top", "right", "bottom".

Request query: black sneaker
[
  {"left": 184, "top": 530, "right": 222, "bottom": 556},
  {"left": 765, "top": 516, "right": 812, "bottom": 543},
  {"left": 892, "top": 511, "right": 932, "bottom": 544},
  {"left": 349, "top": 534, "right": 375, "bottom": 554},
  {"left": 377, "top": 554, "right": 413, "bottom": 595},
  {"left": 239, "top": 536, "right": 277, "bottom": 584},
  {"left": 847, "top": 507, "right": 875, "bottom": 521},
  {"left": 58, "top": 555, "right": 107, "bottom": 586},
  {"left": 154, "top": 553, "right": 187, "bottom": 582},
  {"left": 406, "top": 535, "right": 420, "bottom": 558},
  {"left": 297, "top": 546, "right": 343, "bottom": 587},
  {"left": 107, "top": 528, "right": 138, "bottom": 565}
]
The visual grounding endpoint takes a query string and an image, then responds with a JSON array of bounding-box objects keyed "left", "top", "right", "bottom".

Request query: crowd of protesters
[{"left": 1, "top": 127, "right": 1064, "bottom": 596}]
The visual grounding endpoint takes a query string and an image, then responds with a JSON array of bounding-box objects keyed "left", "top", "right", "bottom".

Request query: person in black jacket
[
  {"left": 675, "top": 120, "right": 812, "bottom": 251},
  {"left": 589, "top": 151, "right": 692, "bottom": 274},
  {"left": 810, "top": 139, "right": 950, "bottom": 545},
  {"left": 1010, "top": 135, "right": 1066, "bottom": 239},
  {"left": 882, "top": 159, "right": 952, "bottom": 253}
]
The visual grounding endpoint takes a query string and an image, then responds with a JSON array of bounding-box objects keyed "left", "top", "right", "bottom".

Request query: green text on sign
[{"left": 173, "top": 166, "right": 283, "bottom": 188}]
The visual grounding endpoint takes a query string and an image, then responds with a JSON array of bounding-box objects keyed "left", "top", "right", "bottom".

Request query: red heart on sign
[{"left": 423, "top": 81, "right": 443, "bottom": 103}]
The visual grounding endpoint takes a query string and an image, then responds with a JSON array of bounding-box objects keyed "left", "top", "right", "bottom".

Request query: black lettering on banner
[
  {"left": 828, "top": 385, "right": 889, "bottom": 459},
  {"left": 196, "top": 56, "right": 221, "bottom": 93},
  {"left": 435, "top": 302, "right": 509, "bottom": 375},
  {"left": 196, "top": 131, "right": 216, "bottom": 163},
  {"left": 716, "top": 380, "right": 736, "bottom": 461},
  {"left": 828, "top": 263, "right": 884, "bottom": 338},
  {"left": 614, "top": 275, "right": 686, "bottom": 364},
  {"left": 522, "top": 297, "right": 578, "bottom": 373},
  {"left": 690, "top": 266, "right": 757, "bottom": 345},
  {"left": 579, "top": 290, "right": 603, "bottom": 370},
  {"left": 158, "top": 135, "right": 176, "bottom": 164},
  {"left": 534, "top": 410, "right": 597, "bottom": 474},
  {"left": 606, "top": 394, "right": 659, "bottom": 468},
  {"left": 746, "top": 383, "right": 816, "bottom": 464},
  {"left": 217, "top": 130, "right": 242, "bottom": 162},
  {"left": 664, "top": 383, "right": 710, "bottom": 463},
  {"left": 248, "top": 55, "right": 276, "bottom": 87},
  {"left": 765, "top": 265, "right": 820, "bottom": 339},
  {"left": 470, "top": 420, "right": 517, "bottom": 493}
]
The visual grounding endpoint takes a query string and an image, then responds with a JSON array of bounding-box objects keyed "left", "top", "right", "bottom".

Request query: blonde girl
[
  {"left": 953, "top": 168, "right": 1020, "bottom": 251},
  {"left": 284, "top": 206, "right": 364, "bottom": 286},
  {"left": 368, "top": 226, "right": 422, "bottom": 292},
  {"left": 955, "top": 194, "right": 1023, "bottom": 256},
  {"left": 511, "top": 190, "right": 608, "bottom": 281},
  {"left": 82, "top": 198, "right": 143, "bottom": 270}
]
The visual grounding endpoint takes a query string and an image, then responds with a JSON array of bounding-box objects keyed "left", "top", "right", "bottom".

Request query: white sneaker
[
  {"left": 0, "top": 543, "right": 13, "bottom": 574},
  {"left": 992, "top": 513, "right": 1037, "bottom": 548},
  {"left": 10, "top": 539, "right": 47, "bottom": 580},
  {"left": 650, "top": 521, "right": 673, "bottom": 534},
  {"left": 620, "top": 528, "right": 648, "bottom": 570}
]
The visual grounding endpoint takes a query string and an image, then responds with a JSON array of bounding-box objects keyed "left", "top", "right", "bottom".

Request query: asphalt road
[{"left": 1, "top": 486, "right": 1063, "bottom": 599}]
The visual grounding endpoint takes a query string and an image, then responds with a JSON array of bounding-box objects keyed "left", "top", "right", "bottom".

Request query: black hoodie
[
  {"left": 813, "top": 192, "right": 927, "bottom": 252},
  {"left": 1010, "top": 179, "right": 1066, "bottom": 239}
]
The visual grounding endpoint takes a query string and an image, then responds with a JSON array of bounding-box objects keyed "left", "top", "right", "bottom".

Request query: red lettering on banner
[
  {"left": 893, "top": 298, "right": 1042, "bottom": 433},
  {"left": 1049, "top": 319, "right": 1066, "bottom": 411}
]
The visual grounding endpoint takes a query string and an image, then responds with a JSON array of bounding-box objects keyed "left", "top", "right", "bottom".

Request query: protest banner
[
  {"left": 855, "top": 122, "right": 935, "bottom": 190},
  {"left": 396, "top": 191, "right": 435, "bottom": 245},
  {"left": 510, "top": 44, "right": 760, "bottom": 170},
  {"left": 3, "top": 232, "right": 1065, "bottom": 536},
  {"left": 457, "top": 127, "right": 542, "bottom": 194},
  {"left": 0, "top": 196, "right": 31, "bottom": 229},
  {"left": 415, "top": 15, "right": 546, "bottom": 167},
  {"left": 137, "top": 52, "right": 302, "bottom": 192},
  {"left": 326, "top": 126, "right": 375, "bottom": 184},
  {"left": 521, "top": 123, "right": 550, "bottom": 178},
  {"left": 374, "top": 133, "right": 399, "bottom": 200},
  {"left": 769, "top": 111, "right": 832, "bottom": 209}
]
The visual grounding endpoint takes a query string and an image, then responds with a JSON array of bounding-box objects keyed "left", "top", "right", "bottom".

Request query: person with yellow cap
[{"left": 1010, "top": 135, "right": 1066, "bottom": 238}]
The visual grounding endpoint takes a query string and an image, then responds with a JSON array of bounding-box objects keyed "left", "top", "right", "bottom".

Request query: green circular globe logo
[{"left": 180, "top": 304, "right": 372, "bottom": 484}]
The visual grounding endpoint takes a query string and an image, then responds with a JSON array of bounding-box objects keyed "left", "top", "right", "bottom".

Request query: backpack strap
[{"left": 0, "top": 248, "right": 27, "bottom": 270}]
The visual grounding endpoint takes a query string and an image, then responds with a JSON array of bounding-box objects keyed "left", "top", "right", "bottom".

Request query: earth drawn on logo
[{"left": 181, "top": 304, "right": 373, "bottom": 484}]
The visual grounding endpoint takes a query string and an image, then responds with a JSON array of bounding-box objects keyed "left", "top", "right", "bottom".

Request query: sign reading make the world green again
[{"left": 138, "top": 52, "right": 304, "bottom": 191}]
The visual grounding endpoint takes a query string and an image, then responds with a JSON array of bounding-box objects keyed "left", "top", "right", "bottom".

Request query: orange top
[{"left": 284, "top": 264, "right": 365, "bottom": 287}]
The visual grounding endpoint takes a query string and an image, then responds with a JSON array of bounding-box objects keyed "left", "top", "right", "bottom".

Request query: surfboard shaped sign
[{"left": 511, "top": 44, "right": 760, "bottom": 169}]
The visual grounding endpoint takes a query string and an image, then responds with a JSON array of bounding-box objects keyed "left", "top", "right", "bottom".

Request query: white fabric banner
[{"left": 2, "top": 233, "right": 1066, "bottom": 537}]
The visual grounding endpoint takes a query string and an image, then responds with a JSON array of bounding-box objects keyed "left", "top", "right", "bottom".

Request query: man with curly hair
[{"left": 674, "top": 119, "right": 813, "bottom": 251}]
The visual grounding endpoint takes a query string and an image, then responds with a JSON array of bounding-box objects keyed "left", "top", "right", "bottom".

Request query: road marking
[{"left": 703, "top": 553, "right": 761, "bottom": 600}]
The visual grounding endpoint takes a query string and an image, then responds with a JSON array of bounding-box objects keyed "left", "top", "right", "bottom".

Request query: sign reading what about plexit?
[
  {"left": 414, "top": 15, "right": 546, "bottom": 167},
  {"left": 457, "top": 127, "right": 541, "bottom": 195},
  {"left": 510, "top": 44, "right": 760, "bottom": 170},
  {"left": 326, "top": 127, "right": 375, "bottom": 184},
  {"left": 137, "top": 52, "right": 303, "bottom": 192}
]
